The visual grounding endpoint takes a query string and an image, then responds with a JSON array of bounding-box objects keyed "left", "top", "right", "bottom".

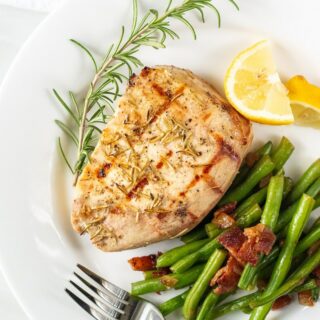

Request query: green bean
[
  {"left": 250, "top": 247, "right": 320, "bottom": 308},
  {"left": 205, "top": 291, "right": 259, "bottom": 320},
  {"left": 206, "top": 278, "right": 318, "bottom": 320},
  {"left": 158, "top": 289, "right": 190, "bottom": 316},
  {"left": 231, "top": 141, "right": 273, "bottom": 188},
  {"left": 172, "top": 204, "right": 261, "bottom": 274},
  {"left": 241, "top": 306, "right": 254, "bottom": 314},
  {"left": 239, "top": 221, "right": 320, "bottom": 290},
  {"left": 311, "top": 287, "right": 320, "bottom": 302},
  {"left": 220, "top": 155, "right": 275, "bottom": 205},
  {"left": 270, "top": 137, "right": 295, "bottom": 171},
  {"left": 309, "top": 216, "right": 320, "bottom": 233},
  {"left": 283, "top": 176, "right": 294, "bottom": 198},
  {"left": 208, "top": 203, "right": 262, "bottom": 238},
  {"left": 274, "top": 178, "right": 320, "bottom": 233},
  {"left": 236, "top": 203, "right": 262, "bottom": 228},
  {"left": 315, "top": 194, "right": 320, "bottom": 208},
  {"left": 234, "top": 187, "right": 267, "bottom": 217},
  {"left": 304, "top": 176, "right": 320, "bottom": 199},
  {"left": 261, "top": 175, "right": 284, "bottom": 229},
  {"left": 294, "top": 224, "right": 320, "bottom": 256},
  {"left": 249, "top": 194, "right": 315, "bottom": 320},
  {"left": 156, "top": 239, "right": 209, "bottom": 268},
  {"left": 196, "top": 292, "right": 220, "bottom": 320},
  {"left": 293, "top": 279, "right": 319, "bottom": 293},
  {"left": 131, "top": 264, "right": 205, "bottom": 295},
  {"left": 286, "top": 159, "right": 320, "bottom": 205},
  {"left": 238, "top": 176, "right": 284, "bottom": 290},
  {"left": 143, "top": 270, "right": 154, "bottom": 280},
  {"left": 171, "top": 238, "right": 221, "bottom": 274},
  {"left": 205, "top": 223, "right": 221, "bottom": 239},
  {"left": 257, "top": 246, "right": 281, "bottom": 272},
  {"left": 181, "top": 226, "right": 207, "bottom": 243},
  {"left": 235, "top": 176, "right": 292, "bottom": 218},
  {"left": 183, "top": 249, "right": 227, "bottom": 320}
]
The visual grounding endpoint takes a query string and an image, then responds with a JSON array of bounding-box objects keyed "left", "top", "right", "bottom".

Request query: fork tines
[{"left": 66, "top": 264, "right": 130, "bottom": 320}]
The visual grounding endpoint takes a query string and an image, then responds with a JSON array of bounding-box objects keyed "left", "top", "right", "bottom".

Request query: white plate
[{"left": 0, "top": 0, "right": 319, "bottom": 319}]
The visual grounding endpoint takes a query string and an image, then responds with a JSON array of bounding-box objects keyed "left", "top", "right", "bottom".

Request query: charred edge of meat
[
  {"left": 97, "top": 163, "right": 112, "bottom": 178},
  {"left": 141, "top": 66, "right": 152, "bottom": 77},
  {"left": 129, "top": 73, "right": 137, "bottom": 87}
]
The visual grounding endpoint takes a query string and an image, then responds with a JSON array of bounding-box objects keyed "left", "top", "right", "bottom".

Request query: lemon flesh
[
  {"left": 224, "top": 40, "right": 294, "bottom": 125},
  {"left": 286, "top": 75, "right": 320, "bottom": 128}
]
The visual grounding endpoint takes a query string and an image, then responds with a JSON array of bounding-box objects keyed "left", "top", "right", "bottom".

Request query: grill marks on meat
[
  {"left": 71, "top": 66, "right": 253, "bottom": 251},
  {"left": 218, "top": 224, "right": 276, "bottom": 266},
  {"left": 210, "top": 256, "right": 243, "bottom": 294}
]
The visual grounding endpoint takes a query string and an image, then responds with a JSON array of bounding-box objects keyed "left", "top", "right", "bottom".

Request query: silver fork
[{"left": 65, "top": 264, "right": 165, "bottom": 320}]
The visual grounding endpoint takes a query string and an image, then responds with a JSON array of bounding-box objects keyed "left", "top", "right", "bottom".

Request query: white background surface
[{"left": 0, "top": 5, "right": 46, "bottom": 319}]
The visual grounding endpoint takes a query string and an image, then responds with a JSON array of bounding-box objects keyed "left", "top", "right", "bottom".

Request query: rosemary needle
[{"left": 54, "top": 0, "right": 239, "bottom": 185}]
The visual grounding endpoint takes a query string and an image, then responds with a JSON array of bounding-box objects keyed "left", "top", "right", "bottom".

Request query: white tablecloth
[{"left": 0, "top": 5, "right": 47, "bottom": 318}]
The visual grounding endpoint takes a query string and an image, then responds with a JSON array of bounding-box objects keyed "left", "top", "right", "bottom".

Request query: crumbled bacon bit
[
  {"left": 259, "top": 173, "right": 272, "bottom": 188},
  {"left": 257, "top": 279, "right": 268, "bottom": 290},
  {"left": 150, "top": 268, "right": 171, "bottom": 278},
  {"left": 298, "top": 290, "right": 315, "bottom": 307},
  {"left": 215, "top": 202, "right": 237, "bottom": 216},
  {"left": 272, "top": 295, "right": 292, "bottom": 310},
  {"left": 308, "top": 240, "right": 320, "bottom": 256},
  {"left": 218, "top": 227, "right": 247, "bottom": 257},
  {"left": 160, "top": 275, "right": 177, "bottom": 288},
  {"left": 128, "top": 254, "right": 157, "bottom": 271},
  {"left": 237, "top": 224, "right": 276, "bottom": 266},
  {"left": 212, "top": 212, "right": 236, "bottom": 229},
  {"left": 246, "top": 152, "right": 260, "bottom": 168},
  {"left": 211, "top": 256, "right": 243, "bottom": 295},
  {"left": 313, "top": 265, "right": 320, "bottom": 279},
  {"left": 212, "top": 202, "right": 237, "bottom": 229},
  {"left": 218, "top": 224, "right": 276, "bottom": 266}
]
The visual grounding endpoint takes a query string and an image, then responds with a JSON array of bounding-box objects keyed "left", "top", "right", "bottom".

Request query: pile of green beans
[{"left": 129, "top": 138, "right": 320, "bottom": 320}]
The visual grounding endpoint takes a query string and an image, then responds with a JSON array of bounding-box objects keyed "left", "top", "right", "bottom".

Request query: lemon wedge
[
  {"left": 224, "top": 40, "right": 294, "bottom": 125},
  {"left": 286, "top": 75, "right": 320, "bottom": 128}
]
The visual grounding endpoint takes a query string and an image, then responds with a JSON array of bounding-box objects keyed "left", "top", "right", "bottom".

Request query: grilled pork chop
[{"left": 71, "top": 66, "right": 253, "bottom": 251}]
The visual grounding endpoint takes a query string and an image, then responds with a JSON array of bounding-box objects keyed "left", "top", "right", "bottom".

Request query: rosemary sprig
[{"left": 54, "top": 0, "right": 238, "bottom": 185}]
